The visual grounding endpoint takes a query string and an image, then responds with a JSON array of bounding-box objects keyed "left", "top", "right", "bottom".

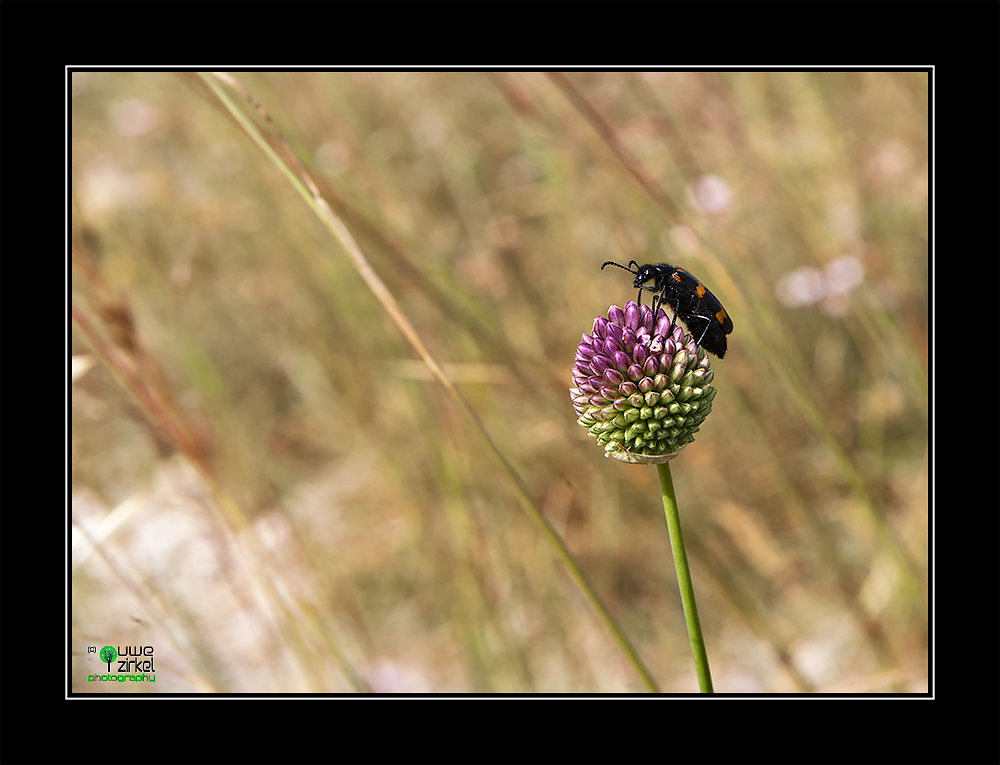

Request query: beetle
[{"left": 601, "top": 260, "right": 734, "bottom": 358}]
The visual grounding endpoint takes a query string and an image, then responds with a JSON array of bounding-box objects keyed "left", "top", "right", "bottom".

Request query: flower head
[{"left": 570, "top": 301, "right": 717, "bottom": 464}]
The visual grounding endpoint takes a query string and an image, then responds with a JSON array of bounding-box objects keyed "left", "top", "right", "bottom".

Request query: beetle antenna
[{"left": 601, "top": 260, "right": 638, "bottom": 274}]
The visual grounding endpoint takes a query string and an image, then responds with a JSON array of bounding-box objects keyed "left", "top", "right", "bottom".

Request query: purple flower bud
[
  {"left": 603, "top": 336, "right": 625, "bottom": 358},
  {"left": 590, "top": 354, "right": 611, "bottom": 377}
]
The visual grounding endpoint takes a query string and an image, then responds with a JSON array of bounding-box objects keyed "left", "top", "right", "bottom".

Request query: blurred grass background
[{"left": 71, "top": 71, "right": 928, "bottom": 693}]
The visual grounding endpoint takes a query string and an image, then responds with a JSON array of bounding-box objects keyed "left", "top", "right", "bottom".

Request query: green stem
[{"left": 657, "top": 462, "right": 714, "bottom": 693}]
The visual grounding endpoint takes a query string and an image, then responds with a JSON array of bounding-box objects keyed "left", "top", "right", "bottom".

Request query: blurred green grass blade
[{"left": 199, "top": 72, "right": 659, "bottom": 693}]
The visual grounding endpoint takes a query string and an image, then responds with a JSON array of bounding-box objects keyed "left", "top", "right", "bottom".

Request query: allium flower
[{"left": 570, "top": 301, "right": 717, "bottom": 464}]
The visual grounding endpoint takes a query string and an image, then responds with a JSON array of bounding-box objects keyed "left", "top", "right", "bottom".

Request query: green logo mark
[{"left": 100, "top": 645, "right": 117, "bottom": 672}]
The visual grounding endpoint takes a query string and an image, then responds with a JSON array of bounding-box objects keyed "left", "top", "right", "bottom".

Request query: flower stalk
[
  {"left": 572, "top": 301, "right": 718, "bottom": 691},
  {"left": 657, "top": 461, "right": 713, "bottom": 693}
]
